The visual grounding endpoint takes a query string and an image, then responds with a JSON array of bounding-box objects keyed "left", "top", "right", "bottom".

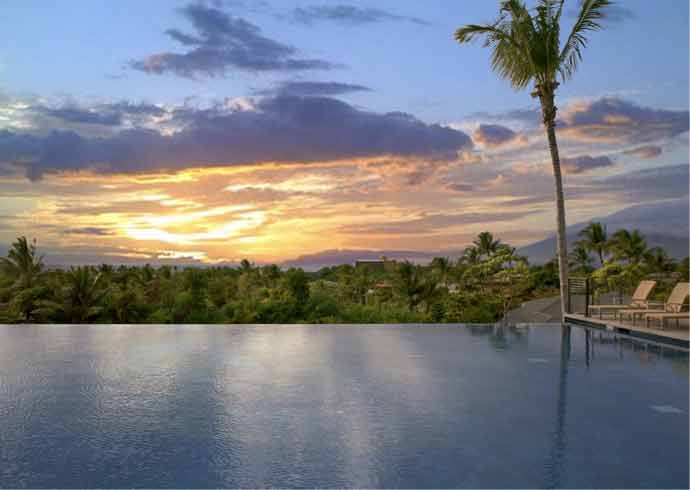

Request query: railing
[
  {"left": 567, "top": 276, "right": 590, "bottom": 316},
  {"left": 569, "top": 272, "right": 684, "bottom": 318}
]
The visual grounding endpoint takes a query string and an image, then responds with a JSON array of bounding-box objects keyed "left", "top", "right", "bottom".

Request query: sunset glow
[{"left": 0, "top": 1, "right": 687, "bottom": 267}]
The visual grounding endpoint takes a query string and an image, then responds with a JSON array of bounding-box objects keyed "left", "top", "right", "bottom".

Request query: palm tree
[
  {"left": 461, "top": 246, "right": 481, "bottom": 266},
  {"left": 473, "top": 232, "right": 501, "bottom": 258},
  {"left": 455, "top": 0, "right": 613, "bottom": 316},
  {"left": 239, "top": 259, "right": 254, "bottom": 274},
  {"left": 420, "top": 279, "right": 440, "bottom": 314},
  {"left": 643, "top": 246, "right": 676, "bottom": 273},
  {"left": 568, "top": 243, "right": 594, "bottom": 274},
  {"left": 495, "top": 244, "right": 527, "bottom": 269},
  {"left": 36, "top": 267, "right": 109, "bottom": 323},
  {"left": 430, "top": 257, "right": 451, "bottom": 286},
  {"left": 578, "top": 222, "right": 608, "bottom": 266},
  {"left": 394, "top": 261, "right": 424, "bottom": 312},
  {"left": 609, "top": 229, "right": 647, "bottom": 264},
  {"left": 1, "top": 236, "right": 44, "bottom": 289}
]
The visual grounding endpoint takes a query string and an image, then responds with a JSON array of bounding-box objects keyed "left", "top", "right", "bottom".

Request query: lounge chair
[
  {"left": 617, "top": 282, "right": 690, "bottom": 327},
  {"left": 588, "top": 280, "right": 657, "bottom": 319}
]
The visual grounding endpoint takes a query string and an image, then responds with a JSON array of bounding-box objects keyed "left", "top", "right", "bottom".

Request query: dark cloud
[
  {"left": 337, "top": 210, "right": 537, "bottom": 235},
  {"left": 473, "top": 124, "right": 525, "bottom": 148},
  {"left": 37, "top": 107, "right": 122, "bottom": 126},
  {"left": 256, "top": 80, "right": 372, "bottom": 96},
  {"left": 559, "top": 97, "right": 689, "bottom": 144},
  {"left": 623, "top": 145, "right": 663, "bottom": 159},
  {"left": 0, "top": 95, "right": 472, "bottom": 180},
  {"left": 130, "top": 3, "right": 335, "bottom": 78},
  {"left": 561, "top": 154, "right": 614, "bottom": 174},
  {"left": 31, "top": 102, "right": 165, "bottom": 127},
  {"left": 291, "top": 4, "right": 428, "bottom": 26},
  {"left": 444, "top": 182, "right": 477, "bottom": 193},
  {"left": 62, "top": 227, "right": 114, "bottom": 236}
]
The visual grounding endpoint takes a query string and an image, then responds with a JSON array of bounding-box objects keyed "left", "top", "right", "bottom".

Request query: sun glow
[{"left": 123, "top": 210, "right": 267, "bottom": 245}]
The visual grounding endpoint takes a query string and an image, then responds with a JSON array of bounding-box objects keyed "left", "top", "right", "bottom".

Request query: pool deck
[{"left": 565, "top": 313, "right": 689, "bottom": 350}]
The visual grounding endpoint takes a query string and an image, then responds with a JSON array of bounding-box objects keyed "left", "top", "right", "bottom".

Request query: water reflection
[
  {"left": 543, "top": 326, "right": 571, "bottom": 488},
  {"left": 0, "top": 325, "right": 687, "bottom": 488},
  {"left": 581, "top": 327, "right": 689, "bottom": 375}
]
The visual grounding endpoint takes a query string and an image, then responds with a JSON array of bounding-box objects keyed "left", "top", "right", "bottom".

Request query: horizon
[{"left": 1, "top": 0, "right": 688, "bottom": 267}]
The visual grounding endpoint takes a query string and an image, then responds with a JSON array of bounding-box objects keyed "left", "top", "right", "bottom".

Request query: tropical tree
[
  {"left": 608, "top": 229, "right": 647, "bottom": 264},
  {"left": 430, "top": 257, "right": 451, "bottom": 286},
  {"left": 0, "top": 237, "right": 47, "bottom": 321},
  {"left": 0, "top": 236, "right": 44, "bottom": 289},
  {"left": 282, "top": 268, "right": 310, "bottom": 307},
  {"left": 460, "top": 246, "right": 481, "bottom": 266},
  {"left": 578, "top": 222, "right": 608, "bottom": 265},
  {"left": 36, "top": 267, "right": 109, "bottom": 323},
  {"left": 569, "top": 243, "right": 594, "bottom": 274},
  {"left": 239, "top": 259, "right": 254, "bottom": 274},
  {"left": 473, "top": 232, "right": 501, "bottom": 258},
  {"left": 394, "top": 261, "right": 424, "bottom": 311},
  {"left": 455, "top": 0, "right": 613, "bottom": 316},
  {"left": 643, "top": 246, "right": 676, "bottom": 273}
]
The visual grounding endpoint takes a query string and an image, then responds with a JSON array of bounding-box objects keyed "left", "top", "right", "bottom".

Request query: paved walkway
[{"left": 504, "top": 296, "right": 562, "bottom": 323}]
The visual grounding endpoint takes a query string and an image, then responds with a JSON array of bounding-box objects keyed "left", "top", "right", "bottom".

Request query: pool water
[{"left": 0, "top": 324, "right": 687, "bottom": 488}]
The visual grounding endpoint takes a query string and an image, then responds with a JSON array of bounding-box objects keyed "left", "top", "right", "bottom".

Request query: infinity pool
[{"left": 0, "top": 324, "right": 687, "bottom": 488}]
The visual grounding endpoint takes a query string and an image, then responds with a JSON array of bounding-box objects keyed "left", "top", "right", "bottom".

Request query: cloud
[
  {"left": 62, "top": 227, "right": 114, "bottom": 236},
  {"left": 291, "top": 4, "right": 428, "bottom": 26},
  {"left": 31, "top": 102, "right": 165, "bottom": 127},
  {"left": 337, "top": 210, "right": 537, "bottom": 235},
  {"left": 590, "top": 164, "right": 689, "bottom": 202},
  {"left": 464, "top": 107, "right": 541, "bottom": 129},
  {"left": 256, "top": 80, "right": 372, "bottom": 96},
  {"left": 130, "top": 2, "right": 335, "bottom": 78},
  {"left": 472, "top": 124, "right": 527, "bottom": 148},
  {"left": 623, "top": 145, "right": 663, "bottom": 159},
  {"left": 0, "top": 95, "right": 473, "bottom": 180},
  {"left": 559, "top": 97, "right": 689, "bottom": 144},
  {"left": 444, "top": 182, "right": 477, "bottom": 193},
  {"left": 561, "top": 154, "right": 614, "bottom": 174}
]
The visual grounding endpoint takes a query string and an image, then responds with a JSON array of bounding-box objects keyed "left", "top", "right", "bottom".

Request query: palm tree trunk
[{"left": 540, "top": 92, "right": 569, "bottom": 319}]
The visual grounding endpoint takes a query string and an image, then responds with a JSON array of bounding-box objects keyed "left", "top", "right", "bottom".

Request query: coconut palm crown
[{"left": 578, "top": 222, "right": 608, "bottom": 266}]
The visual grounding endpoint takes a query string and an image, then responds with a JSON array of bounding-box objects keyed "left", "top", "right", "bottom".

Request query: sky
[{"left": 0, "top": 0, "right": 688, "bottom": 266}]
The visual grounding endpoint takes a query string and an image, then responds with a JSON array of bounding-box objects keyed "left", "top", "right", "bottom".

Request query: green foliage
[
  {"left": 0, "top": 227, "right": 681, "bottom": 325},
  {"left": 590, "top": 261, "right": 646, "bottom": 299},
  {"left": 569, "top": 243, "right": 595, "bottom": 275},
  {"left": 578, "top": 222, "right": 608, "bottom": 265},
  {"left": 443, "top": 291, "right": 502, "bottom": 323},
  {"left": 1, "top": 236, "right": 44, "bottom": 289},
  {"left": 34, "top": 267, "right": 109, "bottom": 323},
  {"left": 608, "top": 229, "right": 648, "bottom": 264},
  {"left": 678, "top": 258, "right": 690, "bottom": 282}
]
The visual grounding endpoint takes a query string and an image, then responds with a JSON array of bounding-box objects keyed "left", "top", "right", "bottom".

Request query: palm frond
[
  {"left": 454, "top": 5, "right": 536, "bottom": 90},
  {"left": 559, "top": 0, "right": 612, "bottom": 81}
]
